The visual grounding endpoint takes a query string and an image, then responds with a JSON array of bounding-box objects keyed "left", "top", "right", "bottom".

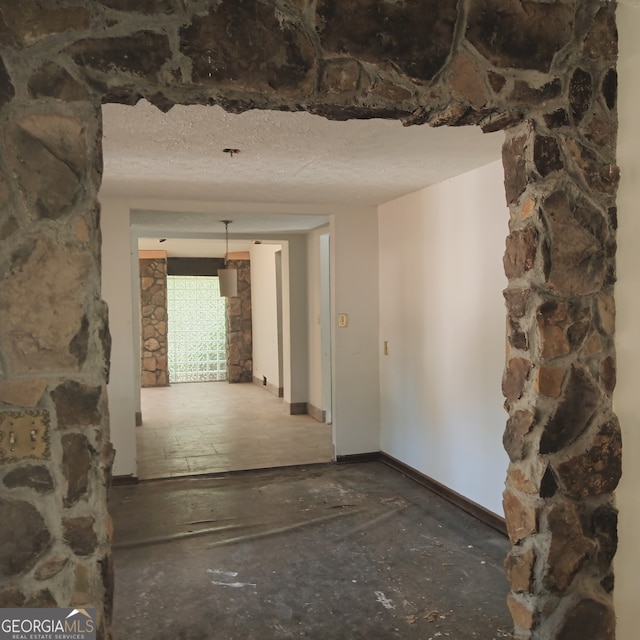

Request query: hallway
[{"left": 137, "top": 382, "right": 334, "bottom": 480}]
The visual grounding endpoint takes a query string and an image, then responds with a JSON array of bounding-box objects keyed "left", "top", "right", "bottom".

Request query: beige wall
[
  {"left": 306, "top": 226, "right": 331, "bottom": 419},
  {"left": 378, "top": 160, "right": 508, "bottom": 515},
  {"left": 613, "top": 4, "right": 640, "bottom": 637},
  {"left": 250, "top": 243, "right": 282, "bottom": 391}
]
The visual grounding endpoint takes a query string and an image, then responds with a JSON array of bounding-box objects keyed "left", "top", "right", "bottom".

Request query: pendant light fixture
[{"left": 218, "top": 220, "right": 238, "bottom": 297}]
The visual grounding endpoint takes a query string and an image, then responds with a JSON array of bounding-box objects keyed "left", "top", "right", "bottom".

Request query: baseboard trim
[
  {"left": 307, "top": 404, "right": 326, "bottom": 423},
  {"left": 288, "top": 402, "right": 308, "bottom": 416},
  {"left": 336, "top": 452, "right": 381, "bottom": 464},
  {"left": 112, "top": 474, "right": 139, "bottom": 486},
  {"left": 252, "top": 376, "right": 283, "bottom": 398},
  {"left": 338, "top": 451, "right": 507, "bottom": 536}
]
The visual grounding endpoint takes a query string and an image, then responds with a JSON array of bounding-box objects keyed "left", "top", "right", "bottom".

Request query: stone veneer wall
[
  {"left": 0, "top": 2, "right": 620, "bottom": 638},
  {"left": 139, "top": 257, "right": 169, "bottom": 387},
  {"left": 226, "top": 259, "right": 253, "bottom": 383}
]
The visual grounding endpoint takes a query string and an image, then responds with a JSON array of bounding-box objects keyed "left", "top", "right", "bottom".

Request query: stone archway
[{"left": 0, "top": 1, "right": 619, "bottom": 638}]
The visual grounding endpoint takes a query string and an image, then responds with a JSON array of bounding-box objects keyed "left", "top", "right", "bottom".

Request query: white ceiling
[{"left": 101, "top": 99, "right": 503, "bottom": 256}]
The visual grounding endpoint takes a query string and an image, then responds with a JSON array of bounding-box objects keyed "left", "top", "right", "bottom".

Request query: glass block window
[{"left": 167, "top": 275, "right": 227, "bottom": 383}]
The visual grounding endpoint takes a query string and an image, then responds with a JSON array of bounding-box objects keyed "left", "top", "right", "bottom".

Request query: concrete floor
[
  {"left": 137, "top": 382, "right": 334, "bottom": 479},
  {"left": 110, "top": 462, "right": 512, "bottom": 640}
]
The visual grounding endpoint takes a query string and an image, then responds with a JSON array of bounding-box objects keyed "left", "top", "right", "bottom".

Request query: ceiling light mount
[{"left": 223, "top": 148, "right": 240, "bottom": 157}]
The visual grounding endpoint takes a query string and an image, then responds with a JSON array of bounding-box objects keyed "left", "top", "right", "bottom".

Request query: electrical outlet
[{"left": 338, "top": 313, "right": 348, "bottom": 328}]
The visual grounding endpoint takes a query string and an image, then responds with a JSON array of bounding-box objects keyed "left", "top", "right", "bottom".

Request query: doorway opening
[{"left": 133, "top": 231, "right": 335, "bottom": 481}]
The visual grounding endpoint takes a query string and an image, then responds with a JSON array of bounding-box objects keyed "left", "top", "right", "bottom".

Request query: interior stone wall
[
  {"left": 0, "top": 1, "right": 619, "bottom": 638},
  {"left": 139, "top": 257, "right": 169, "bottom": 387},
  {"left": 226, "top": 259, "right": 253, "bottom": 384}
]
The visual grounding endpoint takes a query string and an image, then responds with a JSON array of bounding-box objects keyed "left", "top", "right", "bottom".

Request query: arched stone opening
[{"left": 0, "top": 1, "right": 619, "bottom": 638}]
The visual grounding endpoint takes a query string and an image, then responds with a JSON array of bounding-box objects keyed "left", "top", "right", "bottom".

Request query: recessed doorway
[{"left": 136, "top": 382, "right": 333, "bottom": 480}]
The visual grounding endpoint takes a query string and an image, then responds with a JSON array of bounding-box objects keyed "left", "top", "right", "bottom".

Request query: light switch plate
[{"left": 0, "top": 410, "right": 51, "bottom": 462}]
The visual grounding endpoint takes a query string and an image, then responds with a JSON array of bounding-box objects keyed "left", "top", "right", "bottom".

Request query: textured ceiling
[
  {"left": 101, "top": 99, "right": 504, "bottom": 255},
  {"left": 101, "top": 100, "right": 503, "bottom": 207}
]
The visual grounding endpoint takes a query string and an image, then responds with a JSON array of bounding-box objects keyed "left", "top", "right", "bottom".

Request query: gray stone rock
[
  {"left": 63, "top": 433, "right": 92, "bottom": 507},
  {"left": 98, "top": 0, "right": 179, "bottom": 13},
  {"left": 602, "top": 69, "right": 617, "bottom": 110},
  {"left": 66, "top": 33, "right": 171, "bottom": 82},
  {"left": 503, "top": 410, "right": 536, "bottom": 462},
  {"left": 0, "top": 588, "right": 25, "bottom": 607},
  {"left": 35, "top": 557, "right": 68, "bottom": 581},
  {"left": 0, "top": 238, "right": 93, "bottom": 374},
  {"left": 0, "top": 2, "right": 90, "bottom": 48},
  {"left": 181, "top": 3, "right": 315, "bottom": 94},
  {"left": 3, "top": 465, "right": 54, "bottom": 493},
  {"left": 540, "top": 367, "right": 599, "bottom": 454},
  {"left": 544, "top": 108, "right": 571, "bottom": 129},
  {"left": 569, "top": 68, "right": 593, "bottom": 124},
  {"left": 503, "top": 288, "right": 531, "bottom": 319},
  {"left": 0, "top": 56, "right": 14, "bottom": 107},
  {"left": 555, "top": 417, "right": 622, "bottom": 498},
  {"left": 0, "top": 214, "right": 17, "bottom": 241},
  {"left": 502, "top": 134, "right": 527, "bottom": 204},
  {"left": 63, "top": 517, "right": 98, "bottom": 556},
  {"left": 25, "top": 590, "right": 57, "bottom": 607},
  {"left": 52, "top": 381, "right": 102, "bottom": 428},
  {"left": 556, "top": 598, "right": 615, "bottom": 640},
  {"left": 565, "top": 140, "right": 619, "bottom": 196},
  {"left": 503, "top": 490, "right": 538, "bottom": 544},
  {"left": 544, "top": 501, "right": 595, "bottom": 593},
  {"left": 542, "top": 191, "right": 605, "bottom": 295},
  {"left": 582, "top": 5, "right": 618, "bottom": 60},
  {"left": 533, "top": 135, "right": 563, "bottom": 177},
  {"left": 0, "top": 498, "right": 51, "bottom": 576},
  {"left": 466, "top": 0, "right": 574, "bottom": 72},
  {"left": 4, "top": 115, "right": 86, "bottom": 220},
  {"left": 509, "top": 79, "right": 562, "bottom": 105},
  {"left": 502, "top": 357, "right": 532, "bottom": 404},
  {"left": 504, "top": 228, "right": 537, "bottom": 279},
  {"left": 28, "top": 63, "right": 90, "bottom": 102},
  {"left": 69, "top": 315, "right": 90, "bottom": 367},
  {"left": 505, "top": 545, "right": 535, "bottom": 593},
  {"left": 591, "top": 504, "right": 618, "bottom": 578},
  {"left": 317, "top": 0, "right": 457, "bottom": 83},
  {"left": 0, "top": 379, "right": 48, "bottom": 407}
]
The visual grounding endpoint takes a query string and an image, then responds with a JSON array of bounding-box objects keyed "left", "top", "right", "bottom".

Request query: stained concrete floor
[{"left": 110, "top": 461, "right": 511, "bottom": 639}]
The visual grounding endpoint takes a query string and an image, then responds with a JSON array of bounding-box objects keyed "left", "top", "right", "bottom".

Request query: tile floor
[{"left": 136, "top": 381, "right": 334, "bottom": 480}]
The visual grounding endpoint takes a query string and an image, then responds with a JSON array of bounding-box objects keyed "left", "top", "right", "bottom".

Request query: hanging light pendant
[{"left": 218, "top": 219, "right": 238, "bottom": 297}]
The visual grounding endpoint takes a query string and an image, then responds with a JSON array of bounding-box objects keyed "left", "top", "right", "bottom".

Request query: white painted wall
[
  {"left": 100, "top": 198, "right": 137, "bottom": 477},
  {"left": 378, "top": 161, "right": 508, "bottom": 515},
  {"left": 250, "top": 243, "right": 282, "bottom": 390},
  {"left": 307, "top": 226, "right": 330, "bottom": 416},
  {"left": 320, "top": 233, "right": 332, "bottom": 423},
  {"left": 331, "top": 207, "right": 381, "bottom": 454},
  {"left": 283, "top": 235, "right": 309, "bottom": 406},
  {"left": 613, "top": 5, "right": 640, "bottom": 637}
]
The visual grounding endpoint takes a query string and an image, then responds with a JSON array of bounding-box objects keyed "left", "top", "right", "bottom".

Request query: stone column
[
  {"left": 500, "top": 29, "right": 620, "bottom": 635},
  {"left": 0, "top": 102, "right": 114, "bottom": 636},
  {"left": 225, "top": 259, "right": 253, "bottom": 383},
  {"left": 139, "top": 256, "right": 169, "bottom": 387}
]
